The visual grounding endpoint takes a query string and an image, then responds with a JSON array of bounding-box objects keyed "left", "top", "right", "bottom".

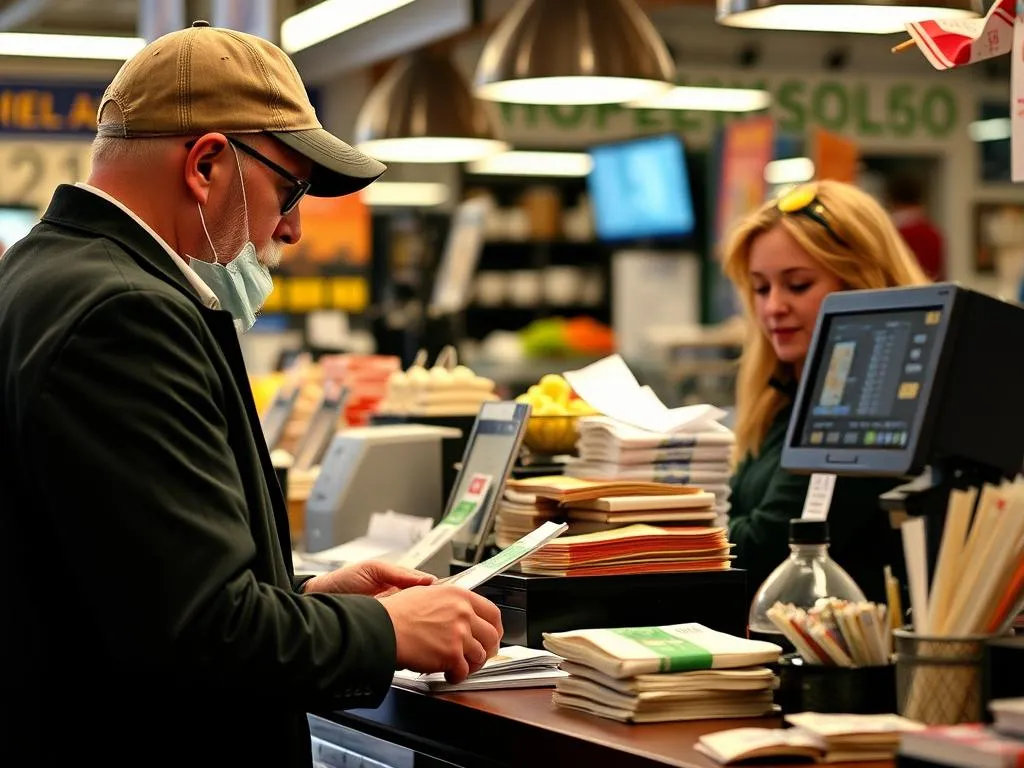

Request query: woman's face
[{"left": 747, "top": 225, "right": 845, "bottom": 373}]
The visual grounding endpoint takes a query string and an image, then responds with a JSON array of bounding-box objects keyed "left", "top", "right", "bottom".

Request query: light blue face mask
[{"left": 190, "top": 145, "right": 275, "bottom": 332}]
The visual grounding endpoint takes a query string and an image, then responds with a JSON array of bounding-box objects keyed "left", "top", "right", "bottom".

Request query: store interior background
[{"left": 0, "top": 0, "right": 1020, "bottom": 411}]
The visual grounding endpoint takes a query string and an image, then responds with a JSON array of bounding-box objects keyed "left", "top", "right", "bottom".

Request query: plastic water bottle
[{"left": 747, "top": 518, "right": 867, "bottom": 650}]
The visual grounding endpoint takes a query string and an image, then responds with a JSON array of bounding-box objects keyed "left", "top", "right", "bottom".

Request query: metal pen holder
[{"left": 894, "top": 629, "right": 990, "bottom": 725}]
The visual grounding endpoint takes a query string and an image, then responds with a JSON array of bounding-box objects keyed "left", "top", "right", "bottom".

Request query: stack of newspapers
[
  {"left": 542, "top": 623, "right": 781, "bottom": 723},
  {"left": 564, "top": 416, "right": 734, "bottom": 527}
]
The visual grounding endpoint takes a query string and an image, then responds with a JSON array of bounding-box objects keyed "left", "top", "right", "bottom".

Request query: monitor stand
[{"left": 878, "top": 461, "right": 996, "bottom": 587}]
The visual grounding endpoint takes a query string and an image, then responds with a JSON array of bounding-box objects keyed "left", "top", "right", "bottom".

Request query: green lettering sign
[
  {"left": 775, "top": 81, "right": 806, "bottom": 133},
  {"left": 495, "top": 78, "right": 960, "bottom": 142}
]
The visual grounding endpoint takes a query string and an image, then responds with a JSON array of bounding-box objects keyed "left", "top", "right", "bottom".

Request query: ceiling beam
[{"left": 289, "top": 0, "right": 474, "bottom": 84}]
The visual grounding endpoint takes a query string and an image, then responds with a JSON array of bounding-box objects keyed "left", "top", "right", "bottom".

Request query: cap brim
[{"left": 272, "top": 128, "right": 386, "bottom": 197}]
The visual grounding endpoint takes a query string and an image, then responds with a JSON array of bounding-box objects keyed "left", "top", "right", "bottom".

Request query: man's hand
[
  {"left": 380, "top": 585, "right": 503, "bottom": 685},
  {"left": 303, "top": 561, "right": 435, "bottom": 597}
]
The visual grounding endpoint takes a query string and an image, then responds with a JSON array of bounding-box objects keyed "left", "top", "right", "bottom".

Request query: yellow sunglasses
[{"left": 776, "top": 183, "right": 848, "bottom": 246}]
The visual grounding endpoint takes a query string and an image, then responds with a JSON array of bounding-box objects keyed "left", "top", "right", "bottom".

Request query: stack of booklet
[
  {"left": 541, "top": 623, "right": 781, "bottom": 723},
  {"left": 494, "top": 475, "right": 718, "bottom": 549},
  {"left": 698, "top": 713, "right": 924, "bottom": 764},
  {"left": 392, "top": 645, "right": 566, "bottom": 693},
  {"left": 564, "top": 416, "right": 735, "bottom": 526},
  {"left": 518, "top": 524, "right": 733, "bottom": 577}
]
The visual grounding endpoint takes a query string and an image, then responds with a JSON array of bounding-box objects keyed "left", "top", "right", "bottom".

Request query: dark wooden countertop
[{"left": 324, "top": 686, "right": 894, "bottom": 768}]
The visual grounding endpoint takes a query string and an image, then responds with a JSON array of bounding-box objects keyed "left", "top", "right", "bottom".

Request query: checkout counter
[
  {"left": 301, "top": 284, "right": 1024, "bottom": 768},
  {"left": 308, "top": 688, "right": 799, "bottom": 768}
]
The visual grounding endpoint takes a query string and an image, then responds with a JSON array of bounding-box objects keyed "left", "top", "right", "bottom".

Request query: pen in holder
[{"left": 767, "top": 598, "right": 897, "bottom": 715}]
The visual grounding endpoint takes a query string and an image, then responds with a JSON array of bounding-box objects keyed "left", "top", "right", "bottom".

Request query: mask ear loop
[{"left": 196, "top": 203, "right": 220, "bottom": 264}]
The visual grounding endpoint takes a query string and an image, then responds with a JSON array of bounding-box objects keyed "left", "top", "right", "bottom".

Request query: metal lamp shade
[
  {"left": 474, "top": 0, "right": 676, "bottom": 105},
  {"left": 716, "top": 0, "right": 982, "bottom": 34},
  {"left": 355, "top": 50, "right": 509, "bottom": 164}
]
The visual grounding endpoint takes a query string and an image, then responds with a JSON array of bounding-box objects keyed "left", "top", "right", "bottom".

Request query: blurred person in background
[
  {"left": 886, "top": 173, "right": 945, "bottom": 281},
  {"left": 0, "top": 22, "right": 501, "bottom": 768},
  {"left": 721, "top": 180, "right": 929, "bottom": 603}
]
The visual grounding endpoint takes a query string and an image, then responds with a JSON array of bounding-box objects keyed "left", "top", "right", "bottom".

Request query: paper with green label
[
  {"left": 608, "top": 627, "right": 714, "bottom": 672},
  {"left": 444, "top": 520, "right": 568, "bottom": 591},
  {"left": 540, "top": 623, "right": 782, "bottom": 679}
]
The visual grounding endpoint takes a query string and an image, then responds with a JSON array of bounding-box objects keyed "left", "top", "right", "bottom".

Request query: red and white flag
[{"left": 905, "top": 0, "right": 1014, "bottom": 70}]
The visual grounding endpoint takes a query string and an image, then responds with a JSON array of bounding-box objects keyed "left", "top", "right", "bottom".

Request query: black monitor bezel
[{"left": 782, "top": 284, "right": 959, "bottom": 477}]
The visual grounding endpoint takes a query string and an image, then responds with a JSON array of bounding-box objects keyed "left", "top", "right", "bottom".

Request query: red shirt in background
[{"left": 892, "top": 207, "right": 945, "bottom": 281}]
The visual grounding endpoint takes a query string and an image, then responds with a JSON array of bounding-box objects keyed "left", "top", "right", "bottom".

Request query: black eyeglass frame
[{"left": 185, "top": 135, "right": 311, "bottom": 215}]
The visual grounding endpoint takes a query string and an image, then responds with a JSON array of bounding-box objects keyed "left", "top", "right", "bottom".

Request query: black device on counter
[
  {"left": 782, "top": 284, "right": 1024, "bottom": 573},
  {"left": 448, "top": 567, "right": 749, "bottom": 649},
  {"left": 983, "top": 635, "right": 1024, "bottom": 716}
]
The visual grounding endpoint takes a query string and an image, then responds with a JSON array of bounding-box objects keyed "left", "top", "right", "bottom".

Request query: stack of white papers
[
  {"left": 543, "top": 623, "right": 781, "bottom": 723},
  {"left": 562, "top": 356, "right": 735, "bottom": 526},
  {"left": 392, "top": 645, "right": 567, "bottom": 693}
]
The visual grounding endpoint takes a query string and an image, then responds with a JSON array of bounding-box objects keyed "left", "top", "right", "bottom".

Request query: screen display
[
  {"left": 587, "top": 134, "right": 695, "bottom": 243},
  {"left": 449, "top": 403, "right": 529, "bottom": 563},
  {"left": 797, "top": 307, "right": 943, "bottom": 450}
]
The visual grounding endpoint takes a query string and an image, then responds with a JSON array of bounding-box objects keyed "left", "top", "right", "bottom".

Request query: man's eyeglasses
[
  {"left": 776, "top": 182, "right": 848, "bottom": 247},
  {"left": 185, "top": 136, "right": 311, "bottom": 215}
]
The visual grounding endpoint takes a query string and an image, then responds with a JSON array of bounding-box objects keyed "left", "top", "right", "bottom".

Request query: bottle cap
[{"left": 789, "top": 518, "right": 829, "bottom": 544}]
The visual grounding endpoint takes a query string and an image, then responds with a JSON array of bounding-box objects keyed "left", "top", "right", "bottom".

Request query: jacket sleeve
[
  {"left": 24, "top": 289, "right": 396, "bottom": 705},
  {"left": 728, "top": 467, "right": 810, "bottom": 594}
]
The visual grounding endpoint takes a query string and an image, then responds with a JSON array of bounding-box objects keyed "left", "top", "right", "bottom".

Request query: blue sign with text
[{"left": 0, "top": 81, "right": 323, "bottom": 137}]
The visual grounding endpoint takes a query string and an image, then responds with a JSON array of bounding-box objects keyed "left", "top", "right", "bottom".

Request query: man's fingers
[
  {"left": 466, "top": 590, "right": 503, "bottom": 637},
  {"left": 469, "top": 613, "right": 501, "bottom": 659}
]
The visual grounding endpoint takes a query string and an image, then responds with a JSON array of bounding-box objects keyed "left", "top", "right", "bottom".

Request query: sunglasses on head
[
  {"left": 776, "top": 182, "right": 848, "bottom": 247},
  {"left": 184, "top": 135, "right": 311, "bottom": 216}
]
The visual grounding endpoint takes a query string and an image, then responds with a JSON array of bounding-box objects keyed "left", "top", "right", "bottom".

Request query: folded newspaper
[{"left": 542, "top": 623, "right": 782, "bottom": 679}]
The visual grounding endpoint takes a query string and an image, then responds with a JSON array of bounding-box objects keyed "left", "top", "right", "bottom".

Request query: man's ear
[{"left": 183, "top": 133, "right": 228, "bottom": 206}]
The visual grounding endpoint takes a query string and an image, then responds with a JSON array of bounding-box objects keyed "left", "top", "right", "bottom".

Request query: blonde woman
[{"left": 722, "top": 180, "right": 929, "bottom": 603}]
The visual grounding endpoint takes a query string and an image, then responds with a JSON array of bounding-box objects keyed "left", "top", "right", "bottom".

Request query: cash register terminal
[{"left": 782, "top": 283, "right": 1024, "bottom": 571}]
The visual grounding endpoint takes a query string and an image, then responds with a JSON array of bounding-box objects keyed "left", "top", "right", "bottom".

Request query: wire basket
[{"left": 894, "top": 629, "right": 989, "bottom": 725}]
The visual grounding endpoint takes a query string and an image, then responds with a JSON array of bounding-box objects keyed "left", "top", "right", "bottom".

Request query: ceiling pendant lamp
[
  {"left": 716, "top": 0, "right": 981, "bottom": 34},
  {"left": 474, "top": 0, "right": 676, "bottom": 105},
  {"left": 354, "top": 49, "right": 509, "bottom": 164}
]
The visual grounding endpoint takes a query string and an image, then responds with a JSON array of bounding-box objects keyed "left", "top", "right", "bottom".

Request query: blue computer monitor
[{"left": 587, "top": 133, "right": 695, "bottom": 244}]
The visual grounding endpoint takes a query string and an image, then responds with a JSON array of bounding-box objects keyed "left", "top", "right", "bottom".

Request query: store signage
[
  {"left": 0, "top": 81, "right": 323, "bottom": 137},
  {"left": 0, "top": 83, "right": 104, "bottom": 136},
  {"left": 496, "top": 74, "right": 961, "bottom": 144}
]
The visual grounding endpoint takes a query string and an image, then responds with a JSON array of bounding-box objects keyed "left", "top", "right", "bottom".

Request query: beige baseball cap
[{"left": 97, "top": 20, "right": 385, "bottom": 196}]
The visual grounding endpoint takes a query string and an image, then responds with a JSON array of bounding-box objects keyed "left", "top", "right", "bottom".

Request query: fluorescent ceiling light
[
  {"left": 361, "top": 181, "right": 449, "bottom": 207},
  {"left": 629, "top": 86, "right": 772, "bottom": 112},
  {"left": 281, "top": 0, "right": 415, "bottom": 53},
  {"left": 0, "top": 32, "right": 145, "bottom": 60},
  {"left": 764, "top": 157, "right": 815, "bottom": 186},
  {"left": 717, "top": 4, "right": 976, "bottom": 34},
  {"left": 969, "top": 117, "right": 1011, "bottom": 143},
  {"left": 467, "top": 151, "right": 594, "bottom": 177},
  {"left": 357, "top": 137, "right": 508, "bottom": 164},
  {"left": 476, "top": 77, "right": 673, "bottom": 106}
]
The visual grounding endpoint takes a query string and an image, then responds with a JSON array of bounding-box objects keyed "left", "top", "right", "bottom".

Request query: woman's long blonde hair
[{"left": 722, "top": 179, "right": 930, "bottom": 460}]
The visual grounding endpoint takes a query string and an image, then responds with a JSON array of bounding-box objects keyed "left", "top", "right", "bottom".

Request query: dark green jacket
[
  {"left": 728, "top": 394, "right": 904, "bottom": 605},
  {"left": 0, "top": 185, "right": 395, "bottom": 767}
]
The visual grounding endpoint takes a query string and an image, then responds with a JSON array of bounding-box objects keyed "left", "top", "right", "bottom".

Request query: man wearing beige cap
[{"left": 0, "top": 22, "right": 502, "bottom": 767}]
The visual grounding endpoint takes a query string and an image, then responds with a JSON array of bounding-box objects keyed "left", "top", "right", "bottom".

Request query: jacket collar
[{"left": 41, "top": 184, "right": 203, "bottom": 306}]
